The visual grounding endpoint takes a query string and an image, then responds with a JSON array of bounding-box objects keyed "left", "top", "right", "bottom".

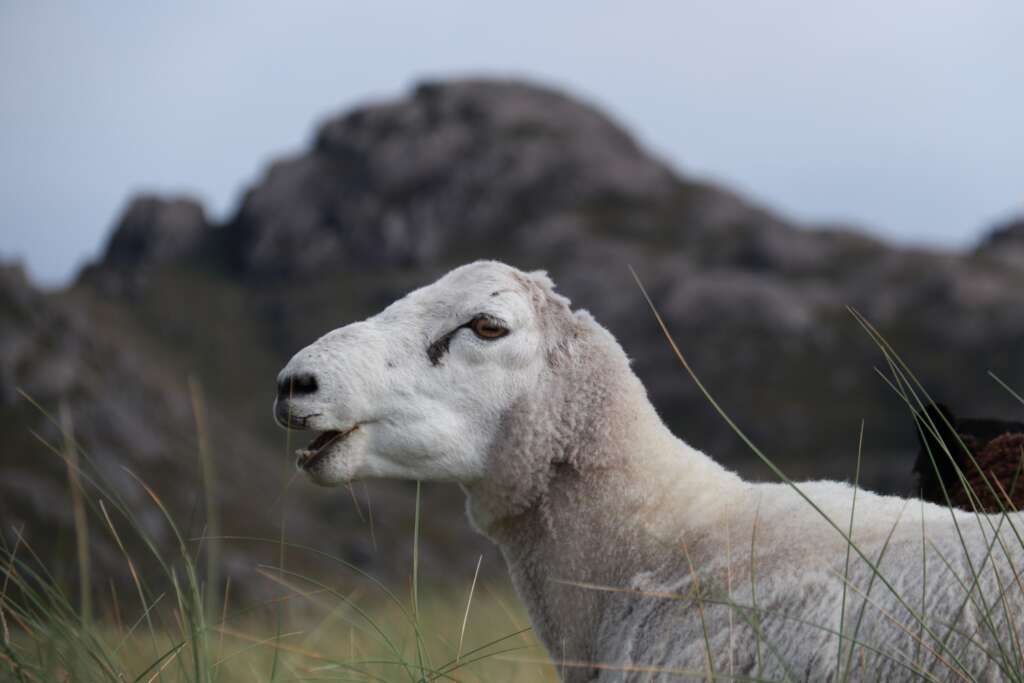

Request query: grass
[
  {"left": 0, "top": 575, "right": 553, "bottom": 682},
  {"left": 0, "top": 391, "right": 556, "bottom": 683},
  {"left": 3, "top": 285, "right": 1024, "bottom": 681}
]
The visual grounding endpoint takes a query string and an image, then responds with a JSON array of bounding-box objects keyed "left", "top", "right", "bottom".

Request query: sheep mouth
[{"left": 295, "top": 425, "right": 359, "bottom": 470}]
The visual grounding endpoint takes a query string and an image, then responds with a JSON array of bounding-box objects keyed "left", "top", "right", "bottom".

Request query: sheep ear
[
  {"left": 525, "top": 270, "right": 572, "bottom": 310},
  {"left": 913, "top": 402, "right": 961, "bottom": 502},
  {"left": 914, "top": 402, "right": 958, "bottom": 467},
  {"left": 527, "top": 269, "right": 555, "bottom": 289}
]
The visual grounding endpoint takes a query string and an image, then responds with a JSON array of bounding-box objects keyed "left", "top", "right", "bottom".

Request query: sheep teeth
[{"left": 295, "top": 427, "right": 358, "bottom": 470}]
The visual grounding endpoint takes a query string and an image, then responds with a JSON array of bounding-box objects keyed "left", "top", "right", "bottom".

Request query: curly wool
[
  {"left": 914, "top": 402, "right": 1024, "bottom": 513},
  {"left": 948, "top": 433, "right": 1024, "bottom": 511}
]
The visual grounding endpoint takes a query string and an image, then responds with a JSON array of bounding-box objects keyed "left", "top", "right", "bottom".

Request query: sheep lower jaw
[{"left": 295, "top": 425, "right": 359, "bottom": 472}]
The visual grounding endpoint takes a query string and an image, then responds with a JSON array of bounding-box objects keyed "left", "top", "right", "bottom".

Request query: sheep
[
  {"left": 274, "top": 260, "right": 1024, "bottom": 681},
  {"left": 914, "top": 402, "right": 1024, "bottom": 513}
]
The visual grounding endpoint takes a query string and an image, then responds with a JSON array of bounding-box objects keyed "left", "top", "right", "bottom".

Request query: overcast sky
[{"left": 2, "top": 2, "right": 1022, "bottom": 285}]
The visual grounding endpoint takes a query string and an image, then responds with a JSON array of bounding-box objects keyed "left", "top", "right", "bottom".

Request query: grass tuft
[{"left": 2, "top": 391, "right": 554, "bottom": 683}]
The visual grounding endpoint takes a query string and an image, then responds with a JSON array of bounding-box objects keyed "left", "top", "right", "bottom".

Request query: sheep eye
[{"left": 471, "top": 317, "right": 508, "bottom": 340}]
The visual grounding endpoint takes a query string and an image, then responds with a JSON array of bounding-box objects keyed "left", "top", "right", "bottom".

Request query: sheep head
[{"left": 273, "top": 260, "right": 578, "bottom": 486}]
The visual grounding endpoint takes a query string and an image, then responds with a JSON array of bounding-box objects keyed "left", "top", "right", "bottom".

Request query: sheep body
[
  {"left": 459, "top": 272, "right": 1024, "bottom": 681},
  {"left": 469, "top": 315, "right": 1022, "bottom": 681},
  {"left": 278, "top": 261, "right": 1024, "bottom": 682}
]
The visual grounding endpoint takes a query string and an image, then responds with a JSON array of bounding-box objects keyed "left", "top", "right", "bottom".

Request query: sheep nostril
[{"left": 278, "top": 373, "right": 319, "bottom": 399}]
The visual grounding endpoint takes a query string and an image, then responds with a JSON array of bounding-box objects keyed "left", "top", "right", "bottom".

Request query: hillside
[{"left": 4, "top": 78, "right": 1023, "bottom": 596}]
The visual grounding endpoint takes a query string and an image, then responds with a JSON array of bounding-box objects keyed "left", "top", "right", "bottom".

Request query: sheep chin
[{"left": 295, "top": 425, "right": 360, "bottom": 475}]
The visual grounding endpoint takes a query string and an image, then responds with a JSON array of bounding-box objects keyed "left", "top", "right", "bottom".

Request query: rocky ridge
[{"left": 3, "top": 78, "right": 1022, "bottom": 596}]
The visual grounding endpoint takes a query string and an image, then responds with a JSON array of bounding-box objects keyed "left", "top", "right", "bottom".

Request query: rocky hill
[{"left": 4, "top": 78, "right": 1023, "bottom": 597}]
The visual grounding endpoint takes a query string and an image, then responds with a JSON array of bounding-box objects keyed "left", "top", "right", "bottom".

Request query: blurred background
[{"left": 2, "top": 1, "right": 1023, "bottom": 608}]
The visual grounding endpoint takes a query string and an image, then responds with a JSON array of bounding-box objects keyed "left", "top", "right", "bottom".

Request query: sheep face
[{"left": 274, "top": 261, "right": 559, "bottom": 486}]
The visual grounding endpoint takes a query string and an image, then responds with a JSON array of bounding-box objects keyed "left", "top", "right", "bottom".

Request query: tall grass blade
[
  {"left": 189, "top": 377, "right": 220, "bottom": 624},
  {"left": 837, "top": 420, "right": 863, "bottom": 682},
  {"left": 457, "top": 554, "right": 483, "bottom": 665},
  {"left": 60, "top": 402, "right": 91, "bottom": 627}
]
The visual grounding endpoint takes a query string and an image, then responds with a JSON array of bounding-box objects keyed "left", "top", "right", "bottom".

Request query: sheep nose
[{"left": 277, "top": 372, "right": 319, "bottom": 400}]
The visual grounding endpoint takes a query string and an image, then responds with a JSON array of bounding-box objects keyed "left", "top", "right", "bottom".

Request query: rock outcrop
[
  {"left": 221, "top": 80, "right": 679, "bottom": 276},
  {"left": 7, "top": 78, "right": 1023, "bottom": 596},
  {"left": 103, "top": 195, "right": 209, "bottom": 267},
  {"left": 977, "top": 215, "right": 1024, "bottom": 267}
]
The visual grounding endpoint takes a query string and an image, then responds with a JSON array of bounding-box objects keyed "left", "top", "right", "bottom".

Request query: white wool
[{"left": 276, "top": 260, "right": 1024, "bottom": 682}]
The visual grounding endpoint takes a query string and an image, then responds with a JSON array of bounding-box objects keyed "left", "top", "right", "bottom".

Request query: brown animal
[{"left": 914, "top": 402, "right": 1024, "bottom": 512}]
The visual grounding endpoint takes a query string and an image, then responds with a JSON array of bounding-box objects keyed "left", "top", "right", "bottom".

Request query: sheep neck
[{"left": 464, "top": 318, "right": 745, "bottom": 674}]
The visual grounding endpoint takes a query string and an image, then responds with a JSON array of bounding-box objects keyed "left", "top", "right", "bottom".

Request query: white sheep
[{"left": 274, "top": 260, "right": 1024, "bottom": 682}]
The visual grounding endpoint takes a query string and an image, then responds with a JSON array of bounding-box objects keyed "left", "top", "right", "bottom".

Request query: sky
[{"left": 2, "top": 2, "right": 1022, "bottom": 286}]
